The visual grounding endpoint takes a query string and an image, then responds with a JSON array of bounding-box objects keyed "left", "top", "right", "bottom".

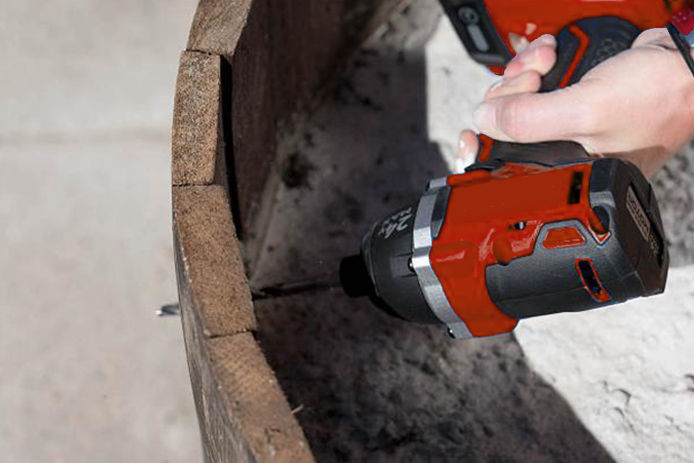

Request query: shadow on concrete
[
  {"left": 252, "top": 5, "right": 616, "bottom": 462},
  {"left": 651, "top": 144, "right": 694, "bottom": 267}
]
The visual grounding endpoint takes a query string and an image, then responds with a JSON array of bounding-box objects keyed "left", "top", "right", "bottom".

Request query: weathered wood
[
  {"left": 174, "top": 184, "right": 314, "bottom": 463},
  {"left": 175, "top": 233, "right": 313, "bottom": 463},
  {"left": 206, "top": 334, "right": 313, "bottom": 462},
  {"left": 189, "top": 0, "right": 406, "bottom": 235},
  {"left": 173, "top": 1, "right": 408, "bottom": 461},
  {"left": 173, "top": 185, "right": 255, "bottom": 337},
  {"left": 187, "top": 0, "right": 253, "bottom": 56},
  {"left": 172, "top": 52, "right": 221, "bottom": 186}
]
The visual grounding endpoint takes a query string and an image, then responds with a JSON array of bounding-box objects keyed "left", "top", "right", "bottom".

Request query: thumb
[{"left": 472, "top": 84, "right": 594, "bottom": 144}]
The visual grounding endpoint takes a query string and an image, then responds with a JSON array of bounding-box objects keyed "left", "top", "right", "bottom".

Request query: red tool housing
[{"left": 431, "top": 161, "right": 608, "bottom": 337}]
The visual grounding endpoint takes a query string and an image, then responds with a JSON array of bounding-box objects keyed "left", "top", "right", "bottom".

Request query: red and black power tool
[
  {"left": 439, "top": 0, "right": 687, "bottom": 73},
  {"left": 338, "top": 16, "right": 670, "bottom": 339}
]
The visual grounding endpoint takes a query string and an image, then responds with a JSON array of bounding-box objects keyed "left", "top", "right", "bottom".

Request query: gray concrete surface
[
  {"left": 0, "top": 1, "right": 202, "bottom": 462},
  {"left": 252, "top": 1, "right": 694, "bottom": 461}
]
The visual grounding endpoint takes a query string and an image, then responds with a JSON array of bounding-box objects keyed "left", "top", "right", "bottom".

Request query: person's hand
[{"left": 458, "top": 29, "right": 694, "bottom": 177}]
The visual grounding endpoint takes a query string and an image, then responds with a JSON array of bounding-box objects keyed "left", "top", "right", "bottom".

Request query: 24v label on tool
[{"left": 377, "top": 207, "right": 414, "bottom": 240}]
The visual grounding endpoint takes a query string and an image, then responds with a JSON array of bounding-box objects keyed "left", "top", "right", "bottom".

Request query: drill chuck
[{"left": 339, "top": 255, "right": 373, "bottom": 298}]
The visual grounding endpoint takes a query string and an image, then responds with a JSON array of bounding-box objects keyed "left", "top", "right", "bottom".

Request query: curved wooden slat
[{"left": 172, "top": 0, "right": 407, "bottom": 461}]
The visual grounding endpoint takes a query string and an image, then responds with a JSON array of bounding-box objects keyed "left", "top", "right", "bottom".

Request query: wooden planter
[{"left": 171, "top": 1, "right": 404, "bottom": 461}]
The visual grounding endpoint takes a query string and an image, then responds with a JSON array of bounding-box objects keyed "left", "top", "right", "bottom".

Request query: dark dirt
[
  {"left": 282, "top": 152, "right": 316, "bottom": 189},
  {"left": 256, "top": 291, "right": 616, "bottom": 463}
]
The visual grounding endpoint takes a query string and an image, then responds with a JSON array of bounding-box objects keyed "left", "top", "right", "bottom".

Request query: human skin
[{"left": 458, "top": 29, "right": 694, "bottom": 178}]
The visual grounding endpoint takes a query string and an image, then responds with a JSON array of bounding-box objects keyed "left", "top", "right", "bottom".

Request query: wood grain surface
[{"left": 172, "top": 1, "right": 406, "bottom": 461}]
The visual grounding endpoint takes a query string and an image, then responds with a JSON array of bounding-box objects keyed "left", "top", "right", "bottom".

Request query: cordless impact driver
[{"left": 338, "top": 16, "right": 670, "bottom": 339}]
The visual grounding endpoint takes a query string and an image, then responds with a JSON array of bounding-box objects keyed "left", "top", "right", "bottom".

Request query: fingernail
[
  {"left": 455, "top": 158, "right": 467, "bottom": 173},
  {"left": 522, "top": 34, "right": 554, "bottom": 56},
  {"left": 488, "top": 79, "right": 504, "bottom": 94},
  {"left": 537, "top": 34, "right": 555, "bottom": 46},
  {"left": 473, "top": 103, "right": 494, "bottom": 132},
  {"left": 457, "top": 144, "right": 478, "bottom": 172},
  {"left": 509, "top": 33, "right": 529, "bottom": 54}
]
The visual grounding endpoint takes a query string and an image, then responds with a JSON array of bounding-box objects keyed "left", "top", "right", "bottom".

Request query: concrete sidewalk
[{"left": 0, "top": 1, "right": 202, "bottom": 462}]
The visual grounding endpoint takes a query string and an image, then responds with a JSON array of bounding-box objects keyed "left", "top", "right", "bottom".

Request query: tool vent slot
[
  {"left": 576, "top": 258, "right": 611, "bottom": 303},
  {"left": 568, "top": 171, "right": 584, "bottom": 204}
]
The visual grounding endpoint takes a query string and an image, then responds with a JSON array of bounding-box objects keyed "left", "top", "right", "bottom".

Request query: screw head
[{"left": 457, "top": 7, "right": 480, "bottom": 25}]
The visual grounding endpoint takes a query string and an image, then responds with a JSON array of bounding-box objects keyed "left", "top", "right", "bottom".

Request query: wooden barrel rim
[{"left": 171, "top": 1, "right": 405, "bottom": 461}]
